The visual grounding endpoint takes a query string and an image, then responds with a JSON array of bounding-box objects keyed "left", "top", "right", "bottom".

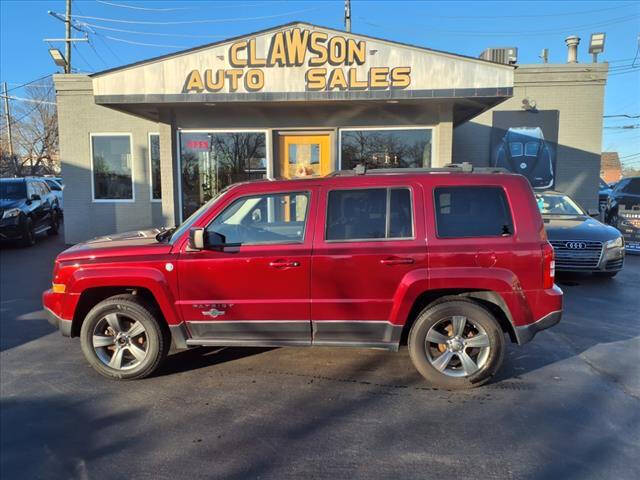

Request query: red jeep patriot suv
[{"left": 44, "top": 165, "right": 562, "bottom": 389}]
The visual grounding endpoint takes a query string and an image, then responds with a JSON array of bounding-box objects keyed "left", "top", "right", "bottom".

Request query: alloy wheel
[
  {"left": 425, "top": 315, "right": 491, "bottom": 377},
  {"left": 92, "top": 313, "right": 148, "bottom": 370}
]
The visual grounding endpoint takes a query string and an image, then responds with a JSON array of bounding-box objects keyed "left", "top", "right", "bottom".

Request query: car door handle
[
  {"left": 380, "top": 257, "right": 415, "bottom": 265},
  {"left": 269, "top": 260, "right": 301, "bottom": 268}
]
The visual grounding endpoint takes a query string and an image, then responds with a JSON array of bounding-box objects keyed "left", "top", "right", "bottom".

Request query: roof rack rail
[{"left": 326, "top": 163, "right": 510, "bottom": 177}]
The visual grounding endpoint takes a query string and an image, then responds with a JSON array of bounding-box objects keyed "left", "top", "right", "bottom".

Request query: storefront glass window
[
  {"left": 179, "top": 131, "right": 267, "bottom": 219},
  {"left": 91, "top": 134, "right": 133, "bottom": 201},
  {"left": 340, "top": 128, "right": 432, "bottom": 170},
  {"left": 149, "top": 134, "right": 162, "bottom": 201}
]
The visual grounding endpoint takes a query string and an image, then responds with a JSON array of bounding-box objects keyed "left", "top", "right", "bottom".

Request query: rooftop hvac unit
[{"left": 479, "top": 47, "right": 518, "bottom": 65}]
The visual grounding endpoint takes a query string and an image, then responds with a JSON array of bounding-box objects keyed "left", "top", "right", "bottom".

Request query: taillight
[{"left": 542, "top": 242, "right": 555, "bottom": 289}]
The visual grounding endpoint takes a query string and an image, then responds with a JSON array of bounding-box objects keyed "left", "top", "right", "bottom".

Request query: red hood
[{"left": 58, "top": 229, "right": 174, "bottom": 262}]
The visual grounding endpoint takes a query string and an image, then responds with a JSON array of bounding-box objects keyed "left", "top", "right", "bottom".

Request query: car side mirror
[
  {"left": 31, "top": 194, "right": 41, "bottom": 201},
  {"left": 188, "top": 228, "right": 205, "bottom": 250},
  {"left": 205, "top": 231, "right": 226, "bottom": 250},
  {"left": 588, "top": 208, "right": 600, "bottom": 217}
]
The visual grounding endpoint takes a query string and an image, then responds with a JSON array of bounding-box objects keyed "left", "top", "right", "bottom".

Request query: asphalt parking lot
[{"left": 1, "top": 233, "right": 639, "bottom": 480}]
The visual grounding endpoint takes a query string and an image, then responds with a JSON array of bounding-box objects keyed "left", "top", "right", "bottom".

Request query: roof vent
[
  {"left": 479, "top": 47, "right": 518, "bottom": 65},
  {"left": 565, "top": 35, "right": 580, "bottom": 63}
]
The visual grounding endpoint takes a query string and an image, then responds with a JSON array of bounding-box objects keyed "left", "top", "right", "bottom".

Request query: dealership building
[{"left": 55, "top": 22, "right": 607, "bottom": 243}]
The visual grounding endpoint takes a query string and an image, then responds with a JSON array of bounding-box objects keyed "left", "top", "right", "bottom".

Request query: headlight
[
  {"left": 1, "top": 208, "right": 21, "bottom": 219},
  {"left": 605, "top": 237, "right": 623, "bottom": 249}
]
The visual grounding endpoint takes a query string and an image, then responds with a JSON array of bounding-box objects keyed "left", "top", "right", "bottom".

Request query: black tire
[
  {"left": 594, "top": 271, "right": 618, "bottom": 278},
  {"left": 47, "top": 209, "right": 60, "bottom": 236},
  {"left": 20, "top": 217, "right": 36, "bottom": 247},
  {"left": 80, "top": 294, "right": 169, "bottom": 380},
  {"left": 408, "top": 299, "right": 505, "bottom": 389}
]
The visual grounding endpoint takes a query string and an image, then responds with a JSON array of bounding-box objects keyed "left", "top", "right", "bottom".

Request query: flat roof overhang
[{"left": 95, "top": 88, "right": 512, "bottom": 127}]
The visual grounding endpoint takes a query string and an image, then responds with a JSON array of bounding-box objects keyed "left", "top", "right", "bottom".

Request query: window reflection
[
  {"left": 341, "top": 129, "right": 432, "bottom": 170},
  {"left": 180, "top": 131, "right": 267, "bottom": 219},
  {"left": 149, "top": 134, "right": 162, "bottom": 200},
  {"left": 92, "top": 135, "right": 133, "bottom": 200}
]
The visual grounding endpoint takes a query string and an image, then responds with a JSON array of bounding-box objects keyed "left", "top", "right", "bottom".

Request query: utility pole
[
  {"left": 2, "top": 82, "right": 13, "bottom": 157},
  {"left": 65, "top": 0, "right": 72, "bottom": 73},
  {"left": 345, "top": 0, "right": 351, "bottom": 32}
]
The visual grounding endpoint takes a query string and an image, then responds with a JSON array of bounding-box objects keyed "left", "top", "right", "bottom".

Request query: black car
[
  {"left": 494, "top": 127, "right": 554, "bottom": 189},
  {"left": 537, "top": 191, "right": 624, "bottom": 277},
  {"left": 598, "top": 177, "right": 613, "bottom": 213},
  {"left": 0, "top": 177, "right": 61, "bottom": 247},
  {"left": 605, "top": 176, "right": 640, "bottom": 224}
]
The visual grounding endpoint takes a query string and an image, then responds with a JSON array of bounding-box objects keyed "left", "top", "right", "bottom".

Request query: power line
[
  {"left": 604, "top": 114, "right": 640, "bottom": 119},
  {"left": 72, "top": 42, "right": 94, "bottom": 71},
  {"left": 359, "top": 13, "right": 639, "bottom": 37},
  {"left": 95, "top": 32, "right": 124, "bottom": 63},
  {"left": 609, "top": 68, "right": 640, "bottom": 77},
  {"left": 95, "top": 0, "right": 193, "bottom": 11},
  {"left": 102, "top": 35, "right": 185, "bottom": 48},
  {"left": 2, "top": 74, "right": 52, "bottom": 94},
  {"left": 0, "top": 103, "right": 40, "bottom": 132},
  {"left": 94, "top": 0, "right": 273, "bottom": 11},
  {"left": 87, "top": 37, "right": 109, "bottom": 68},
  {"left": 399, "top": 2, "right": 639, "bottom": 19},
  {"left": 0, "top": 95, "right": 56, "bottom": 106},
  {"left": 77, "top": 22, "right": 228, "bottom": 39},
  {"left": 64, "top": 6, "right": 322, "bottom": 25}
]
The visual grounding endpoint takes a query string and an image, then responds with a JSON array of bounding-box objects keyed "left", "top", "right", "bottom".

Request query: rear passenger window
[
  {"left": 434, "top": 187, "right": 513, "bottom": 238},
  {"left": 326, "top": 188, "right": 413, "bottom": 241}
]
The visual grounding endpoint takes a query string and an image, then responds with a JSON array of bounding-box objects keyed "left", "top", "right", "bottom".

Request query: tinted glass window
[
  {"left": 45, "top": 179, "right": 61, "bottom": 191},
  {"left": 40, "top": 182, "right": 51, "bottom": 194},
  {"left": 435, "top": 187, "right": 513, "bottom": 238},
  {"left": 623, "top": 178, "right": 640, "bottom": 195},
  {"left": 149, "top": 134, "right": 162, "bottom": 200},
  {"left": 207, "top": 192, "right": 309, "bottom": 245},
  {"left": 92, "top": 135, "right": 133, "bottom": 200},
  {"left": 180, "top": 131, "right": 266, "bottom": 219},
  {"left": 326, "top": 188, "right": 413, "bottom": 241},
  {"left": 340, "top": 129, "right": 432, "bottom": 170},
  {"left": 0, "top": 181, "right": 26, "bottom": 199},
  {"left": 389, "top": 188, "right": 413, "bottom": 238}
]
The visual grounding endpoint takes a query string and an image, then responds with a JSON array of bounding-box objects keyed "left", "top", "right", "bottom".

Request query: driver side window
[{"left": 206, "top": 191, "right": 310, "bottom": 246}]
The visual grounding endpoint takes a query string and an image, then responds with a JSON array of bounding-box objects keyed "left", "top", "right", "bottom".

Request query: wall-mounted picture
[{"left": 490, "top": 110, "right": 559, "bottom": 189}]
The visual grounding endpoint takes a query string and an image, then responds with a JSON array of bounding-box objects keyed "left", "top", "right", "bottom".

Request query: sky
[{"left": 1, "top": 0, "right": 639, "bottom": 168}]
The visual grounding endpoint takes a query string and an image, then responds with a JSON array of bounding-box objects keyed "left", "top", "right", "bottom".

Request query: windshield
[
  {"left": 0, "top": 181, "right": 26, "bottom": 199},
  {"left": 524, "top": 142, "right": 539, "bottom": 156},
  {"left": 536, "top": 193, "right": 585, "bottom": 215},
  {"left": 167, "top": 189, "right": 229, "bottom": 243},
  {"left": 509, "top": 142, "right": 523, "bottom": 157},
  {"left": 45, "top": 179, "right": 62, "bottom": 191}
]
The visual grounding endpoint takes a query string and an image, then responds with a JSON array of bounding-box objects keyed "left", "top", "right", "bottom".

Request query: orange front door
[{"left": 278, "top": 134, "right": 332, "bottom": 179}]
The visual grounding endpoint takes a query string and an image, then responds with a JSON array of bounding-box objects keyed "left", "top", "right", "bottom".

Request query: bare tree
[{"left": 0, "top": 78, "right": 59, "bottom": 177}]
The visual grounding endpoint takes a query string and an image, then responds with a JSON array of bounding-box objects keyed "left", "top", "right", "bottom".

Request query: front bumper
[
  {"left": 43, "top": 289, "right": 74, "bottom": 337},
  {"left": 515, "top": 310, "right": 562, "bottom": 345},
  {"left": 45, "top": 306, "right": 73, "bottom": 337},
  {"left": 554, "top": 244, "right": 625, "bottom": 273},
  {"left": 0, "top": 217, "right": 23, "bottom": 240}
]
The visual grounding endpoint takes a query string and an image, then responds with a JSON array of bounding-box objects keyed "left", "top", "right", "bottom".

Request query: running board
[{"left": 185, "top": 338, "right": 310, "bottom": 348}]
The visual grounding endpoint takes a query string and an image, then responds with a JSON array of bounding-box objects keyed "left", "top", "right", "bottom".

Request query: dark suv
[
  {"left": 606, "top": 176, "right": 640, "bottom": 224},
  {"left": 44, "top": 165, "right": 562, "bottom": 389},
  {"left": 0, "top": 177, "right": 61, "bottom": 246}
]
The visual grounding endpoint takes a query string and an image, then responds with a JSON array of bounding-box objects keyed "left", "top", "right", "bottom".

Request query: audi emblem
[{"left": 565, "top": 241, "right": 587, "bottom": 249}]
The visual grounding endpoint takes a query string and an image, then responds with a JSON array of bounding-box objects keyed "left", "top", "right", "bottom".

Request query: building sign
[{"left": 183, "top": 28, "right": 411, "bottom": 93}]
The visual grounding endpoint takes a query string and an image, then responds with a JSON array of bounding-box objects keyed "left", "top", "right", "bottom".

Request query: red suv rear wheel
[{"left": 408, "top": 299, "right": 505, "bottom": 389}]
